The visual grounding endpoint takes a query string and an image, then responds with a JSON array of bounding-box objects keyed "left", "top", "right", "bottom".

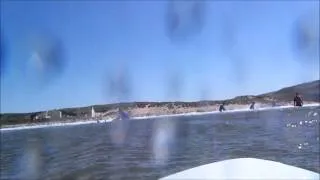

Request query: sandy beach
[
  {"left": 109, "top": 101, "right": 319, "bottom": 119},
  {"left": 1, "top": 102, "right": 319, "bottom": 131}
]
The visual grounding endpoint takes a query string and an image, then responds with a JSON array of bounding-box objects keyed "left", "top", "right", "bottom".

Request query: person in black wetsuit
[
  {"left": 249, "top": 102, "right": 255, "bottom": 110},
  {"left": 294, "top": 93, "right": 303, "bottom": 107},
  {"left": 219, "top": 102, "right": 226, "bottom": 112}
]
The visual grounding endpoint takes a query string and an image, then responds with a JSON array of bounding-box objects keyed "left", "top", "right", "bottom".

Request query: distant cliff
[
  {"left": 260, "top": 80, "right": 320, "bottom": 102},
  {"left": 1, "top": 80, "right": 319, "bottom": 126}
]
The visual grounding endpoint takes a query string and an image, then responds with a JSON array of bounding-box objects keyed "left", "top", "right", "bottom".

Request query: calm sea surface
[{"left": 1, "top": 106, "right": 319, "bottom": 180}]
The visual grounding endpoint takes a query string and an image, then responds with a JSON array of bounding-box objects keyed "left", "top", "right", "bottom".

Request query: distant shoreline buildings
[{"left": 32, "top": 106, "right": 100, "bottom": 122}]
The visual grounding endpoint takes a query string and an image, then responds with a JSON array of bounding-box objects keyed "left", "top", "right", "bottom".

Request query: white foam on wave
[
  {"left": 1, "top": 103, "right": 319, "bottom": 132},
  {"left": 131, "top": 103, "right": 320, "bottom": 121},
  {"left": 1, "top": 119, "right": 113, "bottom": 132}
]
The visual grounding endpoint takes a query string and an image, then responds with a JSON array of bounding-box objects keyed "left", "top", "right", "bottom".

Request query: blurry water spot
[
  {"left": 0, "top": 37, "right": 4, "bottom": 76},
  {"left": 220, "top": 16, "right": 237, "bottom": 52},
  {"left": 26, "top": 32, "right": 66, "bottom": 88},
  {"left": 109, "top": 117, "right": 130, "bottom": 147},
  {"left": 220, "top": 16, "right": 247, "bottom": 86},
  {"left": 199, "top": 83, "right": 211, "bottom": 103},
  {"left": 165, "top": 0, "right": 206, "bottom": 43},
  {"left": 307, "top": 111, "right": 314, "bottom": 118},
  {"left": 151, "top": 118, "right": 176, "bottom": 166},
  {"left": 19, "top": 139, "right": 44, "bottom": 180},
  {"left": 292, "top": 12, "right": 320, "bottom": 61},
  {"left": 105, "top": 63, "right": 132, "bottom": 102},
  {"left": 0, "top": 34, "right": 8, "bottom": 77},
  {"left": 166, "top": 70, "right": 184, "bottom": 100},
  {"left": 230, "top": 55, "right": 247, "bottom": 86}
]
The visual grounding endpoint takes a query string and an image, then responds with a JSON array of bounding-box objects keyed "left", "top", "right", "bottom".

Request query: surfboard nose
[{"left": 159, "top": 158, "right": 320, "bottom": 180}]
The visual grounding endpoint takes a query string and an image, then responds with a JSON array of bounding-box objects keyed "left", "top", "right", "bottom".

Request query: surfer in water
[
  {"left": 249, "top": 102, "right": 255, "bottom": 110},
  {"left": 294, "top": 93, "right": 303, "bottom": 107},
  {"left": 219, "top": 102, "right": 226, "bottom": 112}
]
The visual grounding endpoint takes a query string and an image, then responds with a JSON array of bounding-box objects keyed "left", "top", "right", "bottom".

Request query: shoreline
[{"left": 1, "top": 103, "right": 319, "bottom": 132}]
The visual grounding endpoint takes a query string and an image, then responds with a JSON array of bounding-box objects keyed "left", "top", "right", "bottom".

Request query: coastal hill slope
[
  {"left": 1, "top": 80, "right": 319, "bottom": 126},
  {"left": 212, "top": 80, "right": 319, "bottom": 105},
  {"left": 259, "top": 80, "right": 319, "bottom": 102}
]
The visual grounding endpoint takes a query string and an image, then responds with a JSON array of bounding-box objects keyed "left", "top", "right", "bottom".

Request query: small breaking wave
[
  {"left": 1, "top": 103, "right": 319, "bottom": 132},
  {"left": 1, "top": 119, "right": 113, "bottom": 132}
]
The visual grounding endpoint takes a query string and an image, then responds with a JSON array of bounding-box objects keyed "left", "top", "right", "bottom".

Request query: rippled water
[{"left": 1, "top": 106, "right": 319, "bottom": 180}]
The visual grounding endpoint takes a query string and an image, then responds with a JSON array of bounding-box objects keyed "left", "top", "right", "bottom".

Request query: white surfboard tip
[{"left": 159, "top": 158, "right": 319, "bottom": 180}]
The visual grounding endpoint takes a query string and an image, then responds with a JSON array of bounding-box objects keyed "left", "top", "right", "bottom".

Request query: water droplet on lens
[
  {"left": 166, "top": 0, "right": 206, "bottom": 43},
  {"left": 26, "top": 32, "right": 66, "bottom": 88}
]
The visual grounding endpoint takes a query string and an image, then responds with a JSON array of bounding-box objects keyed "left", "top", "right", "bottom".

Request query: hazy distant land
[{"left": 1, "top": 80, "right": 319, "bottom": 127}]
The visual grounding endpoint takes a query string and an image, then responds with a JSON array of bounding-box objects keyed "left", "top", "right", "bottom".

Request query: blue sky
[{"left": 1, "top": 1, "right": 319, "bottom": 113}]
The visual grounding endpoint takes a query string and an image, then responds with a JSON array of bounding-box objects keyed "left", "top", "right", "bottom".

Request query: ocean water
[{"left": 1, "top": 106, "right": 319, "bottom": 180}]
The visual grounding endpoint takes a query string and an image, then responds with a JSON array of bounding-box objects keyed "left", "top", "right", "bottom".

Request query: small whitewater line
[
  {"left": 1, "top": 103, "right": 319, "bottom": 132},
  {"left": 131, "top": 103, "right": 320, "bottom": 121},
  {"left": 1, "top": 119, "right": 113, "bottom": 132}
]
